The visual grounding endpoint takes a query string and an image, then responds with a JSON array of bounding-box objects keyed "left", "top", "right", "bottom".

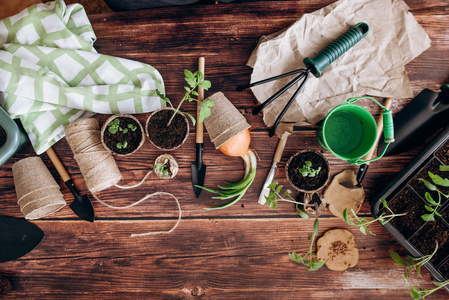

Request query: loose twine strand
[{"left": 64, "top": 118, "right": 181, "bottom": 237}]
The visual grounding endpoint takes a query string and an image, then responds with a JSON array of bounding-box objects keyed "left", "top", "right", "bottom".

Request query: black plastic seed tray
[{"left": 372, "top": 124, "right": 449, "bottom": 292}]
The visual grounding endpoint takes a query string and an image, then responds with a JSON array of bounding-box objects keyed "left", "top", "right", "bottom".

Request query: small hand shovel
[
  {"left": 46, "top": 147, "right": 95, "bottom": 222},
  {"left": 191, "top": 57, "right": 207, "bottom": 198}
]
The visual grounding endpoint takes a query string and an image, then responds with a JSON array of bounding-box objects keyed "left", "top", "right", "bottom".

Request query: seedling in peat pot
[
  {"left": 419, "top": 169, "right": 449, "bottom": 221},
  {"left": 116, "top": 141, "right": 128, "bottom": 149},
  {"left": 298, "top": 161, "right": 321, "bottom": 178},
  {"left": 289, "top": 218, "right": 325, "bottom": 271},
  {"left": 343, "top": 198, "right": 405, "bottom": 235},
  {"left": 265, "top": 182, "right": 310, "bottom": 220},
  {"left": 389, "top": 242, "right": 449, "bottom": 299},
  {"left": 156, "top": 69, "right": 213, "bottom": 127},
  {"left": 154, "top": 163, "right": 170, "bottom": 177}
]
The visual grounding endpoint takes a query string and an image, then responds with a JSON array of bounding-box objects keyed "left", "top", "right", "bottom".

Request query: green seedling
[
  {"left": 108, "top": 118, "right": 138, "bottom": 135},
  {"left": 298, "top": 161, "right": 321, "bottom": 178},
  {"left": 116, "top": 141, "right": 128, "bottom": 149},
  {"left": 343, "top": 198, "right": 405, "bottom": 235},
  {"left": 264, "top": 182, "right": 309, "bottom": 220},
  {"left": 289, "top": 218, "right": 325, "bottom": 271},
  {"left": 154, "top": 163, "right": 170, "bottom": 176},
  {"left": 419, "top": 170, "right": 449, "bottom": 221},
  {"left": 389, "top": 242, "right": 449, "bottom": 299},
  {"left": 127, "top": 123, "right": 138, "bottom": 131},
  {"left": 157, "top": 69, "right": 213, "bottom": 127},
  {"left": 107, "top": 118, "right": 120, "bottom": 134}
]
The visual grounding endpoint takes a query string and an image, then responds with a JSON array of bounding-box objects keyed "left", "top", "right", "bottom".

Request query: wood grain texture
[{"left": 1, "top": 0, "right": 449, "bottom": 299}]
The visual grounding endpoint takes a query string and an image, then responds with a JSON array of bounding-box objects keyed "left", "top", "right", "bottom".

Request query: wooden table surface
[{"left": 1, "top": 0, "right": 449, "bottom": 299}]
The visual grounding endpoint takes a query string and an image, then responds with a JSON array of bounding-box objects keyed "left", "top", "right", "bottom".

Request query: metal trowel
[
  {"left": 46, "top": 147, "right": 95, "bottom": 222},
  {"left": 0, "top": 216, "right": 44, "bottom": 263},
  {"left": 377, "top": 84, "right": 449, "bottom": 156}
]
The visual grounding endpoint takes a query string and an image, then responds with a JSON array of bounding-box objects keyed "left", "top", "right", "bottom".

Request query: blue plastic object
[{"left": 0, "top": 106, "right": 28, "bottom": 167}]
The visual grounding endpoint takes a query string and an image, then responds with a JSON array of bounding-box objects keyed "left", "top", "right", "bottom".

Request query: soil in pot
[
  {"left": 0, "top": 125, "right": 6, "bottom": 148},
  {"left": 384, "top": 186, "right": 428, "bottom": 239},
  {"left": 409, "top": 218, "right": 449, "bottom": 265},
  {"left": 103, "top": 117, "right": 142, "bottom": 155},
  {"left": 287, "top": 151, "right": 329, "bottom": 191},
  {"left": 409, "top": 158, "right": 449, "bottom": 206},
  {"left": 147, "top": 110, "right": 188, "bottom": 150},
  {"left": 438, "top": 259, "right": 449, "bottom": 280},
  {"left": 435, "top": 139, "right": 449, "bottom": 165}
]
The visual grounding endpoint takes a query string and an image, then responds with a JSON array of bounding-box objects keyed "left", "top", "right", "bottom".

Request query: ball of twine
[
  {"left": 12, "top": 157, "right": 66, "bottom": 220},
  {"left": 64, "top": 118, "right": 122, "bottom": 194}
]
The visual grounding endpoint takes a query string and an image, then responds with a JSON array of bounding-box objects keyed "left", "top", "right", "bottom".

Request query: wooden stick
[{"left": 196, "top": 57, "right": 205, "bottom": 144}]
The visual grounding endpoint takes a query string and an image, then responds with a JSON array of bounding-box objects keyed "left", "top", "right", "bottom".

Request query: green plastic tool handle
[
  {"left": 303, "top": 22, "right": 369, "bottom": 78},
  {"left": 345, "top": 96, "right": 395, "bottom": 165}
]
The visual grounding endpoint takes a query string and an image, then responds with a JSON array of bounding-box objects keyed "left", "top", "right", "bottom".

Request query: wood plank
[{"left": 1, "top": 218, "right": 446, "bottom": 299}]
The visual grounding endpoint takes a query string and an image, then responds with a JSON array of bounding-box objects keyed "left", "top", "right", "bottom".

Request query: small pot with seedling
[
  {"left": 286, "top": 150, "right": 330, "bottom": 193},
  {"left": 101, "top": 114, "right": 144, "bottom": 156},
  {"left": 146, "top": 69, "right": 213, "bottom": 151},
  {"left": 154, "top": 154, "right": 179, "bottom": 180}
]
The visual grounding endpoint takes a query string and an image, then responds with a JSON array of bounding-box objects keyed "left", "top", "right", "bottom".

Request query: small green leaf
[
  {"left": 424, "top": 192, "right": 437, "bottom": 205},
  {"left": 191, "top": 91, "right": 199, "bottom": 96},
  {"left": 429, "top": 171, "right": 449, "bottom": 187},
  {"left": 184, "top": 86, "right": 191, "bottom": 93},
  {"left": 156, "top": 90, "right": 171, "bottom": 104},
  {"left": 419, "top": 178, "right": 437, "bottom": 191},
  {"left": 183, "top": 112, "right": 196, "bottom": 127},
  {"left": 267, "top": 182, "right": 277, "bottom": 190},
  {"left": 276, "top": 185, "right": 283, "bottom": 194},
  {"left": 184, "top": 69, "right": 196, "bottom": 87},
  {"left": 163, "top": 169, "right": 169, "bottom": 176},
  {"left": 108, "top": 126, "right": 118, "bottom": 134},
  {"left": 296, "top": 205, "right": 310, "bottom": 220},
  {"left": 122, "top": 141, "right": 128, "bottom": 148},
  {"left": 439, "top": 165, "right": 449, "bottom": 171},
  {"left": 195, "top": 71, "right": 203, "bottom": 82},
  {"left": 154, "top": 164, "right": 162, "bottom": 170},
  {"left": 312, "top": 218, "right": 319, "bottom": 237},
  {"left": 198, "top": 80, "right": 211, "bottom": 90},
  {"left": 199, "top": 99, "right": 214, "bottom": 124},
  {"left": 116, "top": 142, "right": 122, "bottom": 149},
  {"left": 422, "top": 214, "right": 435, "bottom": 221},
  {"left": 424, "top": 205, "right": 434, "bottom": 212},
  {"left": 389, "top": 250, "right": 406, "bottom": 266}
]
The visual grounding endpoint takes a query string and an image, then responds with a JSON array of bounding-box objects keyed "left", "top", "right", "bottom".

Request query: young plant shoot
[
  {"left": 154, "top": 164, "right": 170, "bottom": 177},
  {"left": 389, "top": 242, "right": 449, "bottom": 299},
  {"left": 299, "top": 161, "right": 321, "bottom": 177},
  {"left": 289, "top": 218, "right": 325, "bottom": 271},
  {"left": 343, "top": 198, "right": 405, "bottom": 235},
  {"left": 157, "top": 69, "right": 213, "bottom": 127},
  {"left": 419, "top": 170, "right": 449, "bottom": 221},
  {"left": 264, "top": 182, "right": 309, "bottom": 220},
  {"left": 197, "top": 129, "right": 257, "bottom": 210}
]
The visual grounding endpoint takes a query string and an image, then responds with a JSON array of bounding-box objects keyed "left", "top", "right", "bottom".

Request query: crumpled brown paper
[{"left": 247, "top": 0, "right": 431, "bottom": 134}]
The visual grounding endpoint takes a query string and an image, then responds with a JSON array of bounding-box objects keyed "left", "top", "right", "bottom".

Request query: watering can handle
[
  {"left": 346, "top": 97, "right": 395, "bottom": 165},
  {"left": 303, "top": 22, "right": 369, "bottom": 78}
]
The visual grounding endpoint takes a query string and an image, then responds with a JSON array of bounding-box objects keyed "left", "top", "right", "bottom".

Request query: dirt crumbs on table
[
  {"left": 0, "top": 126, "right": 6, "bottom": 148},
  {"left": 147, "top": 110, "right": 188, "bottom": 149}
]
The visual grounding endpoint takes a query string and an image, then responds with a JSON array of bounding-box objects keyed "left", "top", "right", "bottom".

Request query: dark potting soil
[
  {"left": 307, "top": 193, "right": 322, "bottom": 211},
  {"left": 409, "top": 158, "right": 449, "bottom": 207},
  {"left": 103, "top": 117, "right": 142, "bottom": 154},
  {"left": 385, "top": 186, "right": 428, "bottom": 239},
  {"left": 147, "top": 109, "right": 188, "bottom": 150},
  {"left": 409, "top": 218, "right": 449, "bottom": 265},
  {"left": 0, "top": 125, "right": 6, "bottom": 148},
  {"left": 436, "top": 138, "right": 449, "bottom": 165},
  {"left": 287, "top": 151, "right": 328, "bottom": 191},
  {"left": 438, "top": 259, "right": 449, "bottom": 280}
]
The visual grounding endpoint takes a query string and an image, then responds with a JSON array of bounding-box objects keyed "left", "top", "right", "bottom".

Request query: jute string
[
  {"left": 12, "top": 156, "right": 66, "bottom": 220},
  {"left": 64, "top": 118, "right": 181, "bottom": 236}
]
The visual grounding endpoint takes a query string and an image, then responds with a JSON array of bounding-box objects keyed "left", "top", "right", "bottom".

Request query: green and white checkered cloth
[{"left": 0, "top": 0, "right": 165, "bottom": 154}]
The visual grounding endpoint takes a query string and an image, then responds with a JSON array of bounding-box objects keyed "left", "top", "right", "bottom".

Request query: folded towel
[{"left": 0, "top": 0, "right": 165, "bottom": 154}]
